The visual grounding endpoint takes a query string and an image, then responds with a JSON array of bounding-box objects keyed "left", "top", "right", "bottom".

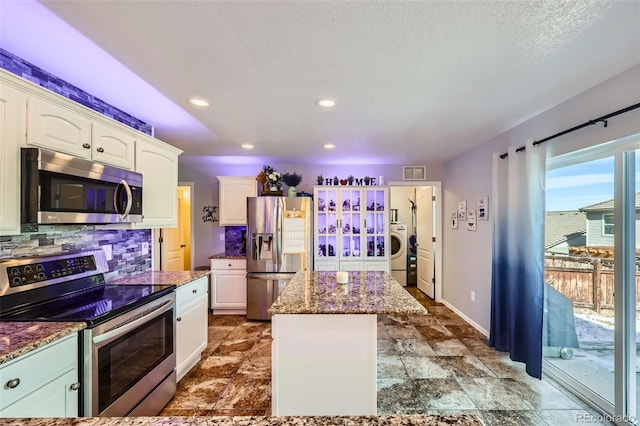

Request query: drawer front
[
  {"left": 0, "top": 334, "right": 77, "bottom": 410},
  {"left": 176, "top": 276, "right": 209, "bottom": 308},
  {"left": 210, "top": 258, "right": 246, "bottom": 271}
]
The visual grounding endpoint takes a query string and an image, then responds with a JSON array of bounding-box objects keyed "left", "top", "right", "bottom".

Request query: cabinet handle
[
  {"left": 69, "top": 382, "right": 80, "bottom": 391},
  {"left": 228, "top": 263, "right": 232, "bottom": 267},
  {"left": 6, "top": 378, "right": 20, "bottom": 389},
  {"left": 82, "top": 143, "right": 91, "bottom": 149},
  {"left": 177, "top": 317, "right": 182, "bottom": 322},
  {"left": 192, "top": 289, "right": 198, "bottom": 294},
  {"left": 97, "top": 147, "right": 104, "bottom": 153}
]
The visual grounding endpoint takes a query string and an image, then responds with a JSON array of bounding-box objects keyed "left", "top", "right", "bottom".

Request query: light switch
[
  {"left": 102, "top": 244, "right": 113, "bottom": 261},
  {"left": 142, "top": 242, "right": 149, "bottom": 255}
]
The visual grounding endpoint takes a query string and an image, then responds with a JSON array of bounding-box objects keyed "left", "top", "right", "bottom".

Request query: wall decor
[
  {"left": 477, "top": 196, "right": 489, "bottom": 220},
  {"left": 458, "top": 200, "right": 467, "bottom": 220},
  {"left": 466, "top": 209, "right": 477, "bottom": 231},
  {"left": 316, "top": 176, "right": 379, "bottom": 186},
  {"left": 450, "top": 210, "right": 459, "bottom": 229},
  {"left": 203, "top": 205, "right": 218, "bottom": 223}
]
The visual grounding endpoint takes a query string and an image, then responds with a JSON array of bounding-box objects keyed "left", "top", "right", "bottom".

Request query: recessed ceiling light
[
  {"left": 241, "top": 143, "right": 254, "bottom": 150},
  {"left": 316, "top": 98, "right": 336, "bottom": 108},
  {"left": 188, "top": 96, "right": 210, "bottom": 108},
  {"left": 324, "top": 143, "right": 336, "bottom": 150}
]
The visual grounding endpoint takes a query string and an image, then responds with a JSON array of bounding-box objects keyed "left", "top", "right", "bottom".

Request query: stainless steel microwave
[{"left": 21, "top": 147, "right": 143, "bottom": 231}]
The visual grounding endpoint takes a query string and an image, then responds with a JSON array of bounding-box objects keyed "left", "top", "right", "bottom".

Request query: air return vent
[{"left": 402, "top": 166, "right": 426, "bottom": 180}]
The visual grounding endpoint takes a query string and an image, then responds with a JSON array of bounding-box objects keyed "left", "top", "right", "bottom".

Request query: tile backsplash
[
  {"left": 0, "top": 228, "right": 152, "bottom": 281},
  {"left": 0, "top": 48, "right": 152, "bottom": 136},
  {"left": 225, "top": 226, "right": 246, "bottom": 256}
]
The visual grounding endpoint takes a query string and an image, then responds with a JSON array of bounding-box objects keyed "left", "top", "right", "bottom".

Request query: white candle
[{"left": 336, "top": 270, "right": 348, "bottom": 284}]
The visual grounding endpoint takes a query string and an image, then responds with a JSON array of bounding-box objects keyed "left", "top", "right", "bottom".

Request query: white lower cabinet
[
  {"left": 210, "top": 259, "right": 247, "bottom": 314},
  {"left": 0, "top": 333, "right": 79, "bottom": 417},
  {"left": 175, "top": 276, "right": 209, "bottom": 382},
  {"left": 314, "top": 260, "right": 390, "bottom": 272}
]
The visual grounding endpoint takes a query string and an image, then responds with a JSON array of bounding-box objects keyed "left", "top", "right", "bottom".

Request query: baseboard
[{"left": 440, "top": 299, "right": 489, "bottom": 337}]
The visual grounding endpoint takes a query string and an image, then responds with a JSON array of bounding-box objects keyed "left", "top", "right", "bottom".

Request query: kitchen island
[{"left": 268, "top": 270, "right": 428, "bottom": 416}]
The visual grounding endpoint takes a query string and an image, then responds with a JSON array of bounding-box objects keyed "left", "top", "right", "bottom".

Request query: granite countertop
[
  {"left": 269, "top": 271, "right": 428, "bottom": 315},
  {"left": 0, "top": 415, "right": 482, "bottom": 425},
  {"left": 0, "top": 322, "right": 86, "bottom": 365},
  {"left": 209, "top": 252, "right": 246, "bottom": 259},
  {"left": 108, "top": 270, "right": 211, "bottom": 287}
]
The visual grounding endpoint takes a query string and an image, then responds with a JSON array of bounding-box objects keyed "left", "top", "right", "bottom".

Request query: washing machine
[{"left": 390, "top": 224, "right": 408, "bottom": 286}]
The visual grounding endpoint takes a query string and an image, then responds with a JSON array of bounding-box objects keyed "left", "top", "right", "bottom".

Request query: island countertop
[{"left": 269, "top": 270, "right": 428, "bottom": 315}]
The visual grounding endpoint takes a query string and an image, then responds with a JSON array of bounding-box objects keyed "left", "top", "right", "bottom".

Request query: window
[{"left": 602, "top": 213, "right": 614, "bottom": 236}]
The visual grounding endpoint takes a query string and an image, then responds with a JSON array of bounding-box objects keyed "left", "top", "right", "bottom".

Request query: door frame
[
  {"left": 152, "top": 181, "right": 195, "bottom": 271},
  {"left": 388, "top": 181, "right": 442, "bottom": 301}
]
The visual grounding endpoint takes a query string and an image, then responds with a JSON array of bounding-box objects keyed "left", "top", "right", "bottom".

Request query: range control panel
[{"left": 6, "top": 255, "right": 97, "bottom": 288}]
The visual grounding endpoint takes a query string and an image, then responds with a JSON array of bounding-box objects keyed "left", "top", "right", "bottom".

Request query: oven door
[{"left": 83, "top": 293, "right": 176, "bottom": 417}]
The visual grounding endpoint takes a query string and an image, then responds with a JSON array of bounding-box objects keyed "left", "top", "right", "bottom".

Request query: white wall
[
  {"left": 442, "top": 64, "right": 640, "bottom": 332},
  {"left": 178, "top": 160, "right": 443, "bottom": 267}
]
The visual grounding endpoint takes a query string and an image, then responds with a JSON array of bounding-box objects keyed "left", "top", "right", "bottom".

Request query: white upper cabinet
[
  {"left": 27, "top": 95, "right": 137, "bottom": 170},
  {"left": 91, "top": 121, "right": 135, "bottom": 170},
  {"left": 0, "top": 82, "right": 26, "bottom": 236},
  {"left": 217, "top": 176, "right": 258, "bottom": 225},
  {"left": 134, "top": 136, "right": 182, "bottom": 228},
  {"left": 26, "top": 95, "right": 92, "bottom": 159}
]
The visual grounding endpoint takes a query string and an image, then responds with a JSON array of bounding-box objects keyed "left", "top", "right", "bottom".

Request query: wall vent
[{"left": 402, "top": 166, "right": 426, "bottom": 180}]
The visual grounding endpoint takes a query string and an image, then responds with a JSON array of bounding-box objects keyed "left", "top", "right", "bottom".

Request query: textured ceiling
[{"left": 2, "top": 1, "right": 639, "bottom": 165}]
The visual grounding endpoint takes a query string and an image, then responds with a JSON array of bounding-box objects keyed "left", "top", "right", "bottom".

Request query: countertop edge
[
  {"left": 0, "top": 414, "right": 483, "bottom": 425},
  {"left": 0, "top": 322, "right": 86, "bottom": 365}
]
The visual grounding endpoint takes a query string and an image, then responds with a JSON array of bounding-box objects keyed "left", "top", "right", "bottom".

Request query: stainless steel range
[{"left": 0, "top": 250, "right": 176, "bottom": 417}]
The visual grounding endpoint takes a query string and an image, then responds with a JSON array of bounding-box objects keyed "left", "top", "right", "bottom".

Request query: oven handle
[
  {"left": 113, "top": 180, "right": 133, "bottom": 220},
  {"left": 92, "top": 298, "right": 174, "bottom": 347}
]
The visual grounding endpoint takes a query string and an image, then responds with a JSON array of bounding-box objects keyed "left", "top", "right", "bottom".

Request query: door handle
[{"left": 180, "top": 244, "right": 186, "bottom": 248}]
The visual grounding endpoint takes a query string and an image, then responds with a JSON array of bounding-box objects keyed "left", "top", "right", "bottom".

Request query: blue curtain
[{"left": 490, "top": 140, "right": 546, "bottom": 379}]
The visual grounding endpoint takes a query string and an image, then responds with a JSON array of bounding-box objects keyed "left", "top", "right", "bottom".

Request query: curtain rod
[{"left": 499, "top": 102, "right": 640, "bottom": 159}]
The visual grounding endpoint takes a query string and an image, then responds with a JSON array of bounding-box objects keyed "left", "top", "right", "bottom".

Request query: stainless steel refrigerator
[{"left": 246, "top": 196, "right": 313, "bottom": 320}]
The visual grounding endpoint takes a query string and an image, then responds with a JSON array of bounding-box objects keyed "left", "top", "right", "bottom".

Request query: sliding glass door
[{"left": 543, "top": 134, "right": 639, "bottom": 425}]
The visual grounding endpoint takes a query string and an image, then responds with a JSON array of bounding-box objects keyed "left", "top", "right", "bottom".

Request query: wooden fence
[{"left": 544, "top": 254, "right": 640, "bottom": 312}]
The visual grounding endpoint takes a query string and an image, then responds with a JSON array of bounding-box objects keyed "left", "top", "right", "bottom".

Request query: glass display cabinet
[{"left": 314, "top": 186, "right": 389, "bottom": 271}]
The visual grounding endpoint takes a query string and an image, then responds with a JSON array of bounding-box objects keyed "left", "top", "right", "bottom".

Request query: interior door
[
  {"left": 416, "top": 186, "right": 434, "bottom": 298},
  {"left": 160, "top": 194, "right": 184, "bottom": 271}
]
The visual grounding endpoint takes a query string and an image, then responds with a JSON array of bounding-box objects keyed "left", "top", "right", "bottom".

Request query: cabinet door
[
  {"left": 176, "top": 293, "right": 208, "bottom": 382},
  {"left": 0, "top": 369, "right": 79, "bottom": 417},
  {"left": 364, "top": 188, "right": 389, "bottom": 261},
  {"left": 211, "top": 271, "right": 246, "bottom": 309},
  {"left": 338, "top": 188, "right": 363, "bottom": 261},
  {"left": 27, "top": 96, "right": 91, "bottom": 158},
  {"left": 315, "top": 261, "right": 339, "bottom": 271},
  {"left": 217, "top": 176, "right": 257, "bottom": 225},
  {"left": 0, "top": 83, "right": 25, "bottom": 235},
  {"left": 91, "top": 121, "right": 135, "bottom": 169},
  {"left": 314, "top": 187, "right": 339, "bottom": 265},
  {"left": 134, "top": 136, "right": 182, "bottom": 228}
]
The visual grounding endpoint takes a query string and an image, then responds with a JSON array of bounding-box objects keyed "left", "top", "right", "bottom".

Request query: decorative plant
[
  {"left": 256, "top": 164, "right": 274, "bottom": 184},
  {"left": 363, "top": 176, "right": 371, "bottom": 185},
  {"left": 347, "top": 175, "right": 354, "bottom": 185},
  {"left": 282, "top": 172, "right": 302, "bottom": 187},
  {"left": 317, "top": 175, "right": 324, "bottom": 185}
]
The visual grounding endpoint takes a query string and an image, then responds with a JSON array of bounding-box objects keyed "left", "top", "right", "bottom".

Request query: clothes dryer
[{"left": 390, "top": 223, "right": 408, "bottom": 286}]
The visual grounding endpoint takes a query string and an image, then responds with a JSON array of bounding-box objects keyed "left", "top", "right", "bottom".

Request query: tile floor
[{"left": 161, "top": 286, "right": 611, "bottom": 425}]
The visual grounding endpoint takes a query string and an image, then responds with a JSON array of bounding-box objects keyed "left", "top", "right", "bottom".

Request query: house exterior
[
  {"left": 579, "top": 192, "right": 640, "bottom": 247},
  {"left": 545, "top": 211, "right": 586, "bottom": 254}
]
